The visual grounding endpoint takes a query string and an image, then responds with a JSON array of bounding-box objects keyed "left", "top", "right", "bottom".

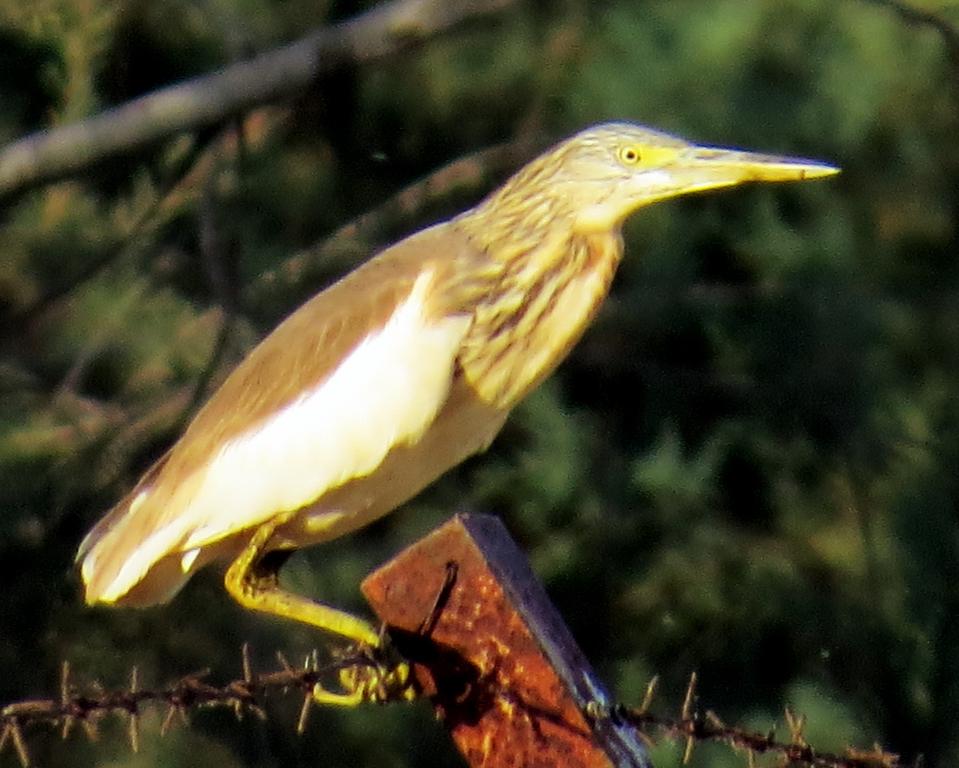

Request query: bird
[{"left": 77, "top": 121, "right": 837, "bottom": 704}]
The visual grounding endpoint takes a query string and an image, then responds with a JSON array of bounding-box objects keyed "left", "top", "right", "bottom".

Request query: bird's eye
[{"left": 619, "top": 146, "right": 642, "bottom": 165}]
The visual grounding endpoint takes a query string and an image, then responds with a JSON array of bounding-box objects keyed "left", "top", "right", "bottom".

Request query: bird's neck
[
  {"left": 453, "top": 205, "right": 625, "bottom": 409},
  {"left": 459, "top": 173, "right": 575, "bottom": 261},
  {"left": 456, "top": 188, "right": 625, "bottom": 295}
]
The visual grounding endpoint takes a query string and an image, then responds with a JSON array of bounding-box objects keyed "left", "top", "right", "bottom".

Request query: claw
[{"left": 312, "top": 643, "right": 417, "bottom": 706}]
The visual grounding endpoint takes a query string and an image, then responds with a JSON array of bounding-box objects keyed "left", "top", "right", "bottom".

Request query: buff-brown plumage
[{"left": 78, "top": 122, "right": 837, "bottom": 616}]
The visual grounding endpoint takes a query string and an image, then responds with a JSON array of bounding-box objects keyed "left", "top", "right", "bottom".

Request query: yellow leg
[{"left": 224, "top": 512, "right": 415, "bottom": 706}]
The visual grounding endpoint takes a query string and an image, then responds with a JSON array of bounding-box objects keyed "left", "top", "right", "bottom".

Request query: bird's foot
[{"left": 313, "top": 641, "right": 417, "bottom": 706}]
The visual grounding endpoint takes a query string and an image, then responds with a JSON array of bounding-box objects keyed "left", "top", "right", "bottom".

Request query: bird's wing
[
  {"left": 75, "top": 451, "right": 170, "bottom": 565},
  {"left": 80, "top": 222, "right": 490, "bottom": 604}
]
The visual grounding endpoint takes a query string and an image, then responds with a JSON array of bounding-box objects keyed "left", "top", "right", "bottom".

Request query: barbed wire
[
  {"left": 0, "top": 648, "right": 908, "bottom": 768},
  {"left": 588, "top": 673, "right": 904, "bottom": 768},
  {"left": 0, "top": 645, "right": 383, "bottom": 767}
]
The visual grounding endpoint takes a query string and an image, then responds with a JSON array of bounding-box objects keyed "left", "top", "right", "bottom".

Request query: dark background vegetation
[{"left": 1, "top": 0, "right": 958, "bottom": 765}]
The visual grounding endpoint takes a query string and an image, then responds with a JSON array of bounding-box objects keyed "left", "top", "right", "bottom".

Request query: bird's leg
[{"left": 224, "top": 513, "right": 415, "bottom": 706}]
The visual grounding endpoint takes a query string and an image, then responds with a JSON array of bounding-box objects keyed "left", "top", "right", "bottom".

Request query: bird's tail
[{"left": 77, "top": 454, "right": 194, "bottom": 607}]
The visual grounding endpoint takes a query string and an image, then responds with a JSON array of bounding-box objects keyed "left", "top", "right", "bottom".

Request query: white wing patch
[{"left": 93, "top": 269, "right": 469, "bottom": 602}]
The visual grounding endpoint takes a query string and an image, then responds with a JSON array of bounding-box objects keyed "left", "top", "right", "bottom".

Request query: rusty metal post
[{"left": 362, "top": 513, "right": 651, "bottom": 768}]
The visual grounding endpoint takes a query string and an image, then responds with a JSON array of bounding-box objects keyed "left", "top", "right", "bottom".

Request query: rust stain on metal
[{"left": 362, "top": 514, "right": 649, "bottom": 768}]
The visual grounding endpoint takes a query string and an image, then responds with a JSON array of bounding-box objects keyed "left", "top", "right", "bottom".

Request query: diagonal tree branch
[
  {"left": 0, "top": 0, "right": 517, "bottom": 199},
  {"left": 244, "top": 136, "right": 544, "bottom": 314},
  {"left": 861, "top": 0, "right": 959, "bottom": 76}
]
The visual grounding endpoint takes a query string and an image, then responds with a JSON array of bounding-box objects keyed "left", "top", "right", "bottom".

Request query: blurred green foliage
[{"left": 1, "top": 0, "right": 958, "bottom": 765}]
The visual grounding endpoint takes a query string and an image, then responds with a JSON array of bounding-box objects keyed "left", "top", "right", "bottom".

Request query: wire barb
[
  {"left": 785, "top": 705, "right": 808, "bottom": 749},
  {"left": 681, "top": 671, "right": 697, "bottom": 721},
  {"left": 0, "top": 720, "right": 30, "bottom": 768},
  {"left": 59, "top": 661, "right": 74, "bottom": 741},
  {"left": 639, "top": 674, "right": 658, "bottom": 715},
  {"left": 128, "top": 666, "right": 140, "bottom": 753}
]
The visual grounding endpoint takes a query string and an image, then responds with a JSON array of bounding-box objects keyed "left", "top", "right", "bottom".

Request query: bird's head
[{"left": 520, "top": 122, "right": 839, "bottom": 234}]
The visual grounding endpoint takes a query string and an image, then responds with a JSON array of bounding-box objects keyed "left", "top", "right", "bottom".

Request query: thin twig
[{"left": 179, "top": 139, "right": 243, "bottom": 418}]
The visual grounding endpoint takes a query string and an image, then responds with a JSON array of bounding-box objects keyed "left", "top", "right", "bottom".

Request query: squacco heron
[{"left": 78, "top": 122, "right": 837, "bottom": 704}]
